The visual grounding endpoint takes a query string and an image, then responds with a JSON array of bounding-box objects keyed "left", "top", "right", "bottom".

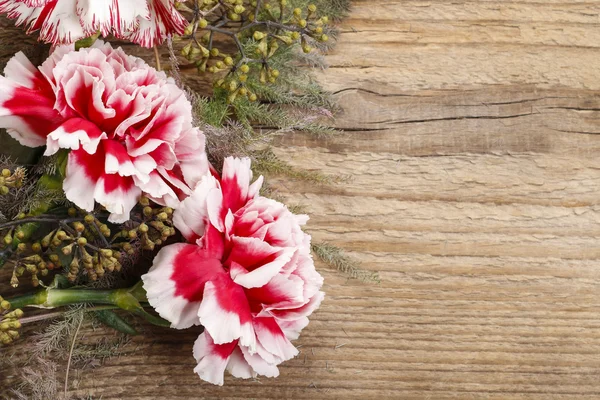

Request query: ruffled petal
[
  {"left": 226, "top": 347, "right": 255, "bottom": 380},
  {"left": 278, "top": 317, "right": 310, "bottom": 341},
  {"left": 241, "top": 345, "right": 280, "bottom": 378},
  {"left": 75, "top": 0, "right": 113, "bottom": 36},
  {"left": 76, "top": 0, "right": 149, "bottom": 37},
  {"left": 0, "top": 52, "right": 63, "bottom": 147},
  {"left": 198, "top": 279, "right": 255, "bottom": 350},
  {"left": 172, "top": 174, "right": 219, "bottom": 242},
  {"left": 63, "top": 147, "right": 141, "bottom": 222},
  {"left": 103, "top": 140, "right": 136, "bottom": 176},
  {"left": 253, "top": 316, "right": 298, "bottom": 362},
  {"left": 192, "top": 332, "right": 237, "bottom": 386},
  {"left": 246, "top": 272, "right": 305, "bottom": 311},
  {"left": 38, "top": 0, "right": 86, "bottom": 44},
  {"left": 270, "top": 291, "right": 325, "bottom": 321},
  {"left": 120, "top": 0, "right": 187, "bottom": 47},
  {"left": 142, "top": 242, "right": 227, "bottom": 329},
  {"left": 175, "top": 127, "right": 210, "bottom": 189},
  {"left": 229, "top": 247, "right": 295, "bottom": 289},
  {"left": 226, "top": 236, "right": 280, "bottom": 270},
  {"left": 221, "top": 157, "right": 262, "bottom": 214},
  {"left": 44, "top": 117, "right": 107, "bottom": 156}
]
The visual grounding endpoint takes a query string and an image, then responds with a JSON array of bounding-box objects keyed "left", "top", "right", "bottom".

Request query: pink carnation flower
[
  {"left": 0, "top": 0, "right": 187, "bottom": 47},
  {"left": 142, "top": 157, "right": 324, "bottom": 385},
  {"left": 0, "top": 41, "right": 208, "bottom": 222}
]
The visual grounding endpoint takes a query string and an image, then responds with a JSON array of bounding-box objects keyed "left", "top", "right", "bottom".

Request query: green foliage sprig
[{"left": 177, "top": 0, "right": 333, "bottom": 103}]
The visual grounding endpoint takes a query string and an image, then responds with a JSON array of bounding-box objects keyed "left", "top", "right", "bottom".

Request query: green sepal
[{"left": 75, "top": 32, "right": 101, "bottom": 50}]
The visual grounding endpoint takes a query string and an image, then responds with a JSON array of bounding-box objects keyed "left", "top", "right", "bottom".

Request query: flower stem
[
  {"left": 19, "top": 306, "right": 117, "bottom": 325},
  {"left": 8, "top": 284, "right": 144, "bottom": 312},
  {"left": 6, "top": 282, "right": 168, "bottom": 327}
]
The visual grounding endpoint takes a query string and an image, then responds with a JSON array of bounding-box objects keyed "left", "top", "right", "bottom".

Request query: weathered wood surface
[{"left": 3, "top": 0, "right": 600, "bottom": 398}]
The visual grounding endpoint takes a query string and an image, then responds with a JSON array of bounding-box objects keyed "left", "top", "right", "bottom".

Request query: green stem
[
  {"left": 9, "top": 287, "right": 143, "bottom": 310},
  {"left": 19, "top": 306, "right": 117, "bottom": 325},
  {"left": 6, "top": 282, "right": 168, "bottom": 327}
]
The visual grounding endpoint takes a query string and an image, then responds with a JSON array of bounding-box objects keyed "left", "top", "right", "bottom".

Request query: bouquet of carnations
[{"left": 0, "top": 0, "right": 355, "bottom": 392}]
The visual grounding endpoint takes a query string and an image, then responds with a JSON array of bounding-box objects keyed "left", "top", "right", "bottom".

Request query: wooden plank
[{"left": 3, "top": 1, "right": 600, "bottom": 398}]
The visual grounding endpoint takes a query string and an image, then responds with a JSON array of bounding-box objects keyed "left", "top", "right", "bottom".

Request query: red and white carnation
[
  {"left": 0, "top": 41, "right": 208, "bottom": 222},
  {"left": 142, "top": 157, "right": 324, "bottom": 385},
  {"left": 0, "top": 0, "right": 187, "bottom": 47}
]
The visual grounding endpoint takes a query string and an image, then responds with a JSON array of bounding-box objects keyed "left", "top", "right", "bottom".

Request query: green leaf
[
  {"left": 75, "top": 32, "right": 100, "bottom": 50},
  {"left": 50, "top": 274, "right": 72, "bottom": 289},
  {"left": 133, "top": 308, "right": 171, "bottom": 328},
  {"left": 94, "top": 310, "right": 138, "bottom": 335}
]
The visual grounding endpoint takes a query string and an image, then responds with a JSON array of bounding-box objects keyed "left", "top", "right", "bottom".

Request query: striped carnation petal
[{"left": 0, "top": 0, "right": 184, "bottom": 47}]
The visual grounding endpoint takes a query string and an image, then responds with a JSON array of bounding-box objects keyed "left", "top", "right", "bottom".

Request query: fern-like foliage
[{"left": 312, "top": 242, "right": 380, "bottom": 283}]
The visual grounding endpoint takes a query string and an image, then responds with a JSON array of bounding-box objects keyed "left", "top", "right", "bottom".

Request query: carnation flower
[
  {"left": 0, "top": 41, "right": 208, "bottom": 222},
  {"left": 142, "top": 157, "right": 324, "bottom": 385},
  {"left": 0, "top": 0, "right": 187, "bottom": 47}
]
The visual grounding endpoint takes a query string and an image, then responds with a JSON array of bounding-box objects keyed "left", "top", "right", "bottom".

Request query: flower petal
[
  {"left": 241, "top": 344, "right": 280, "bottom": 378},
  {"left": 253, "top": 316, "right": 298, "bottom": 361},
  {"left": 226, "top": 347, "right": 255, "bottom": 380},
  {"left": 198, "top": 279, "right": 255, "bottom": 350},
  {"left": 45, "top": 117, "right": 107, "bottom": 156},
  {"left": 175, "top": 127, "right": 209, "bottom": 189},
  {"left": 103, "top": 140, "right": 136, "bottom": 176},
  {"left": 120, "top": 0, "right": 187, "bottom": 47},
  {"left": 76, "top": 0, "right": 113, "bottom": 35},
  {"left": 246, "top": 272, "right": 305, "bottom": 311},
  {"left": 277, "top": 317, "right": 310, "bottom": 341},
  {"left": 38, "top": 0, "right": 86, "bottom": 44},
  {"left": 192, "top": 332, "right": 237, "bottom": 386},
  {"left": 229, "top": 247, "right": 295, "bottom": 289},
  {"left": 221, "top": 157, "right": 261, "bottom": 214},
  {"left": 63, "top": 147, "right": 140, "bottom": 222},
  {"left": 142, "top": 242, "right": 227, "bottom": 329},
  {"left": 270, "top": 291, "right": 325, "bottom": 321},
  {"left": 226, "top": 236, "right": 280, "bottom": 271},
  {"left": 0, "top": 52, "right": 63, "bottom": 147},
  {"left": 172, "top": 174, "right": 219, "bottom": 242}
]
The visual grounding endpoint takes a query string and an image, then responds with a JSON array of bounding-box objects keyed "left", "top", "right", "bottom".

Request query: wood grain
[{"left": 3, "top": 0, "right": 600, "bottom": 398}]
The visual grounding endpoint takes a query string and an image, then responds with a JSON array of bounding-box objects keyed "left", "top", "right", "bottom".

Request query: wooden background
[{"left": 3, "top": 0, "right": 600, "bottom": 398}]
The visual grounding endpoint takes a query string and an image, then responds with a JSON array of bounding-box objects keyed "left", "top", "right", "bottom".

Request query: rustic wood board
[{"left": 3, "top": 0, "right": 600, "bottom": 398}]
